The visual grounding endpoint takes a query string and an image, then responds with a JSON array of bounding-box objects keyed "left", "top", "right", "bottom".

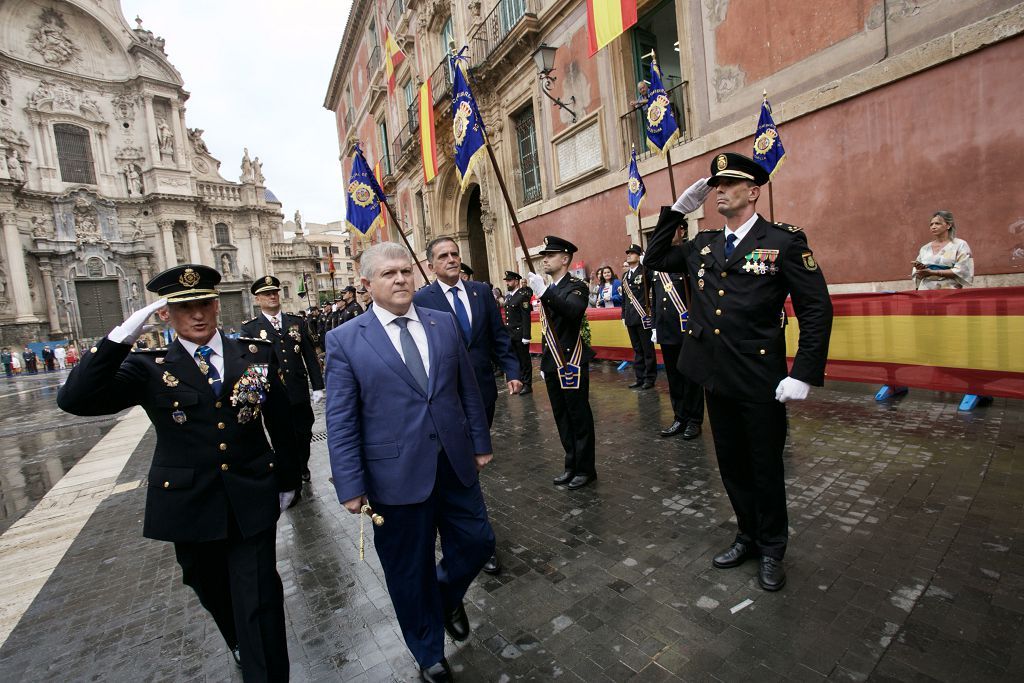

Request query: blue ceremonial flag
[
  {"left": 627, "top": 147, "right": 646, "bottom": 215},
  {"left": 450, "top": 48, "right": 487, "bottom": 192},
  {"left": 753, "top": 97, "right": 786, "bottom": 179},
  {"left": 644, "top": 57, "right": 680, "bottom": 155},
  {"left": 345, "top": 142, "right": 386, "bottom": 237}
]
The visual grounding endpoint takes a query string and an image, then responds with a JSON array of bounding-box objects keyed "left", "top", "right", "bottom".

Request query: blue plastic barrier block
[
  {"left": 617, "top": 361, "right": 630, "bottom": 372},
  {"left": 875, "top": 385, "right": 909, "bottom": 401},
  {"left": 959, "top": 394, "right": 980, "bottom": 411}
]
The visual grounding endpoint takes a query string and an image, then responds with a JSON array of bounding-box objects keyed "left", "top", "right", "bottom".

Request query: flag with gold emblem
[
  {"left": 644, "top": 57, "right": 679, "bottom": 155},
  {"left": 346, "top": 143, "right": 386, "bottom": 237},
  {"left": 753, "top": 97, "right": 786, "bottom": 179},
  {"left": 627, "top": 147, "right": 646, "bottom": 215},
  {"left": 450, "top": 48, "right": 487, "bottom": 191}
]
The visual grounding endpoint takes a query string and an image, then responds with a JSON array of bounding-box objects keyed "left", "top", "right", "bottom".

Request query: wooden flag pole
[
  {"left": 665, "top": 146, "right": 677, "bottom": 199},
  {"left": 767, "top": 181, "right": 775, "bottom": 223},
  {"left": 381, "top": 196, "right": 430, "bottom": 282}
]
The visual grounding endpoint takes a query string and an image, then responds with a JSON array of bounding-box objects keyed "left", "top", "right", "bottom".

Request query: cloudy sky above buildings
[{"left": 122, "top": 0, "right": 353, "bottom": 225}]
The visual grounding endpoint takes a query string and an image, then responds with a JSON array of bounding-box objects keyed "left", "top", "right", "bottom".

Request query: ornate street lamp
[{"left": 532, "top": 44, "right": 578, "bottom": 123}]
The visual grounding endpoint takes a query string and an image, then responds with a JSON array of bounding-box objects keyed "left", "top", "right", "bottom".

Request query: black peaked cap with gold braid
[{"left": 146, "top": 264, "right": 220, "bottom": 303}]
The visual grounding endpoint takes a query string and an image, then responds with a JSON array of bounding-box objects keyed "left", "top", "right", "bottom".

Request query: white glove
[
  {"left": 526, "top": 272, "right": 547, "bottom": 298},
  {"left": 279, "top": 490, "right": 296, "bottom": 511},
  {"left": 109, "top": 298, "right": 168, "bottom": 344},
  {"left": 672, "top": 178, "right": 713, "bottom": 215},
  {"left": 521, "top": 338, "right": 531, "bottom": 345},
  {"left": 311, "top": 389, "right": 325, "bottom": 404},
  {"left": 651, "top": 330, "right": 658, "bottom": 344},
  {"left": 775, "top": 376, "right": 810, "bottom": 403}
]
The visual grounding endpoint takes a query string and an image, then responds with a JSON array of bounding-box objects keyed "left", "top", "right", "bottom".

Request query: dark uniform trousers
[
  {"left": 660, "top": 342, "right": 704, "bottom": 426},
  {"left": 626, "top": 324, "right": 657, "bottom": 384},
  {"left": 545, "top": 365, "right": 596, "bottom": 477},
  {"left": 509, "top": 338, "right": 532, "bottom": 388}
]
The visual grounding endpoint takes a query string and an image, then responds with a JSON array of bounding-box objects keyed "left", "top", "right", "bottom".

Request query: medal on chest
[{"left": 171, "top": 409, "right": 187, "bottom": 425}]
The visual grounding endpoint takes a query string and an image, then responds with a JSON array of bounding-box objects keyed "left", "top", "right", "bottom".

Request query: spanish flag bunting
[
  {"left": 384, "top": 27, "right": 405, "bottom": 94},
  {"left": 419, "top": 81, "right": 440, "bottom": 183},
  {"left": 586, "top": 0, "right": 638, "bottom": 56}
]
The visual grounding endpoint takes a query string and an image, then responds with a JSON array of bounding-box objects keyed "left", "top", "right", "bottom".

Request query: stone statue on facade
[
  {"left": 187, "top": 128, "right": 209, "bottom": 154},
  {"left": 253, "top": 156, "right": 265, "bottom": 185},
  {"left": 220, "top": 253, "right": 232, "bottom": 275},
  {"left": 240, "top": 147, "right": 253, "bottom": 182},
  {"left": 125, "top": 163, "right": 143, "bottom": 195},
  {"left": 128, "top": 219, "right": 144, "bottom": 241},
  {"left": 156, "top": 119, "right": 174, "bottom": 154},
  {"left": 6, "top": 151, "right": 24, "bottom": 182},
  {"left": 30, "top": 216, "right": 52, "bottom": 238},
  {"left": 293, "top": 209, "right": 303, "bottom": 233}
]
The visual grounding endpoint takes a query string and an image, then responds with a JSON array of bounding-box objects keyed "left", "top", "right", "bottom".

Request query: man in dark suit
[
  {"left": 651, "top": 263, "right": 704, "bottom": 439},
  {"left": 621, "top": 243, "right": 657, "bottom": 389},
  {"left": 242, "top": 275, "right": 324, "bottom": 486},
  {"left": 57, "top": 264, "right": 299, "bottom": 680},
  {"left": 502, "top": 271, "right": 533, "bottom": 395},
  {"left": 326, "top": 242, "right": 495, "bottom": 683},
  {"left": 526, "top": 236, "right": 598, "bottom": 490},
  {"left": 644, "top": 152, "right": 833, "bottom": 591}
]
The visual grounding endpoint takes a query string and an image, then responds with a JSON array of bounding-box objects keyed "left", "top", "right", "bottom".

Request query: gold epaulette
[{"left": 772, "top": 222, "right": 803, "bottom": 232}]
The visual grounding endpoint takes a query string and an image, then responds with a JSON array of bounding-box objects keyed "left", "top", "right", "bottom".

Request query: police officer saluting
[
  {"left": 503, "top": 271, "right": 533, "bottom": 395},
  {"left": 527, "top": 237, "right": 598, "bottom": 490},
  {"left": 644, "top": 152, "right": 833, "bottom": 591},
  {"left": 242, "top": 275, "right": 324, "bottom": 486},
  {"left": 57, "top": 264, "right": 298, "bottom": 679}
]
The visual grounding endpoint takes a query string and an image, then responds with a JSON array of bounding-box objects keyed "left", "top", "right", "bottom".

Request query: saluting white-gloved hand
[
  {"left": 651, "top": 330, "right": 658, "bottom": 344},
  {"left": 311, "top": 389, "right": 325, "bottom": 405},
  {"left": 108, "top": 298, "right": 168, "bottom": 344},
  {"left": 279, "top": 490, "right": 296, "bottom": 511},
  {"left": 521, "top": 338, "right": 531, "bottom": 345},
  {"left": 526, "top": 272, "right": 547, "bottom": 298},
  {"left": 672, "top": 178, "right": 713, "bottom": 215},
  {"left": 775, "top": 376, "right": 810, "bottom": 403}
]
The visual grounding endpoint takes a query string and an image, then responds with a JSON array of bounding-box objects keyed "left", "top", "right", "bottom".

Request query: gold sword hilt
[{"left": 360, "top": 503, "right": 384, "bottom": 526}]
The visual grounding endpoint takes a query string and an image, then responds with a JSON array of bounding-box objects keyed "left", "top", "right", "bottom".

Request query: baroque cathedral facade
[{"left": 0, "top": 0, "right": 317, "bottom": 345}]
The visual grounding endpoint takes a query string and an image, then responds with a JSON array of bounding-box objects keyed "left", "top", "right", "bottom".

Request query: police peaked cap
[
  {"left": 147, "top": 264, "right": 220, "bottom": 303},
  {"left": 251, "top": 275, "right": 281, "bottom": 294},
  {"left": 625, "top": 243, "right": 643, "bottom": 255},
  {"left": 538, "top": 235, "right": 578, "bottom": 255},
  {"left": 707, "top": 152, "right": 770, "bottom": 187},
  {"left": 503, "top": 270, "right": 523, "bottom": 280}
]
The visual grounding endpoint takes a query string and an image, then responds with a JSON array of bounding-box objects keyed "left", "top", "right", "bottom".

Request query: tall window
[
  {"left": 441, "top": 18, "right": 454, "bottom": 56},
  {"left": 215, "top": 223, "right": 231, "bottom": 245},
  {"left": 54, "top": 124, "right": 96, "bottom": 184},
  {"left": 403, "top": 80, "right": 417, "bottom": 129},
  {"left": 500, "top": 0, "right": 527, "bottom": 34},
  {"left": 378, "top": 120, "right": 391, "bottom": 174},
  {"left": 514, "top": 106, "right": 541, "bottom": 204},
  {"left": 368, "top": 20, "right": 378, "bottom": 47}
]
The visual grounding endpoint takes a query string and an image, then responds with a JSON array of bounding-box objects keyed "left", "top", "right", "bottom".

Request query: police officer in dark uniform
[
  {"left": 502, "top": 271, "right": 533, "bottom": 395},
  {"left": 242, "top": 275, "right": 324, "bottom": 485},
  {"left": 56, "top": 264, "right": 298, "bottom": 679},
  {"left": 460, "top": 262, "right": 474, "bottom": 281},
  {"left": 526, "top": 237, "right": 598, "bottom": 490},
  {"left": 621, "top": 244, "right": 657, "bottom": 389},
  {"left": 305, "top": 306, "right": 323, "bottom": 354},
  {"left": 644, "top": 152, "right": 833, "bottom": 591},
  {"left": 340, "top": 285, "right": 362, "bottom": 323},
  {"left": 651, "top": 264, "right": 705, "bottom": 438}
]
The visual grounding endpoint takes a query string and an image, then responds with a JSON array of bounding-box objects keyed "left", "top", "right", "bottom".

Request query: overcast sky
[{"left": 121, "top": 0, "right": 353, "bottom": 225}]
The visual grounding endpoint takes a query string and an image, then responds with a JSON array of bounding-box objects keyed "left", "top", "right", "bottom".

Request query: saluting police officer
[
  {"left": 57, "top": 265, "right": 298, "bottom": 680},
  {"left": 242, "top": 276, "right": 324, "bottom": 486},
  {"left": 651, "top": 261, "right": 705, "bottom": 439},
  {"left": 503, "top": 271, "right": 533, "bottom": 395},
  {"left": 621, "top": 244, "right": 657, "bottom": 389},
  {"left": 527, "top": 237, "right": 598, "bottom": 490},
  {"left": 644, "top": 152, "right": 833, "bottom": 592}
]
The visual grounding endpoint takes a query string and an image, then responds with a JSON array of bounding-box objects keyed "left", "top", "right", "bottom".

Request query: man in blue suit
[{"left": 325, "top": 242, "right": 496, "bottom": 683}]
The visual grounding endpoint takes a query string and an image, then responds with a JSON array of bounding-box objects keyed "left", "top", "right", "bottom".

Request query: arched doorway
[{"left": 464, "top": 185, "right": 490, "bottom": 284}]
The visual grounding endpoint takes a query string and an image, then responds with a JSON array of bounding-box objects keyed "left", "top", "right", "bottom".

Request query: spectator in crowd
[
  {"left": 912, "top": 210, "right": 974, "bottom": 290},
  {"left": 42, "top": 345, "right": 55, "bottom": 372},
  {"left": 23, "top": 346, "right": 38, "bottom": 374},
  {"left": 2, "top": 347, "right": 12, "bottom": 376},
  {"left": 11, "top": 351, "right": 22, "bottom": 374},
  {"left": 54, "top": 344, "right": 67, "bottom": 370},
  {"left": 66, "top": 345, "right": 79, "bottom": 367},
  {"left": 594, "top": 266, "right": 622, "bottom": 308}
]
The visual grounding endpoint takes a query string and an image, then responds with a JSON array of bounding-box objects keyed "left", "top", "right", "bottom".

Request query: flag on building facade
[
  {"left": 450, "top": 49, "right": 487, "bottom": 191},
  {"left": 373, "top": 159, "right": 388, "bottom": 230},
  {"left": 753, "top": 96, "right": 786, "bottom": 179},
  {"left": 644, "top": 57, "right": 679, "bottom": 155},
  {"left": 346, "top": 142, "right": 386, "bottom": 237},
  {"left": 586, "top": 0, "right": 638, "bottom": 56},
  {"left": 383, "top": 27, "right": 405, "bottom": 94},
  {"left": 419, "top": 80, "right": 439, "bottom": 183},
  {"left": 627, "top": 147, "right": 646, "bottom": 215}
]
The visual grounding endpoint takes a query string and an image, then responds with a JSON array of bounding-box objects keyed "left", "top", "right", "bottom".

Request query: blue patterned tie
[
  {"left": 393, "top": 318, "right": 428, "bottom": 394},
  {"left": 725, "top": 233, "right": 737, "bottom": 260},
  {"left": 195, "top": 345, "right": 222, "bottom": 395},
  {"left": 448, "top": 287, "right": 472, "bottom": 344}
]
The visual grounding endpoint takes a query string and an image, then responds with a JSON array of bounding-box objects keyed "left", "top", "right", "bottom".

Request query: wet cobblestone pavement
[{"left": 1, "top": 361, "right": 1023, "bottom": 681}]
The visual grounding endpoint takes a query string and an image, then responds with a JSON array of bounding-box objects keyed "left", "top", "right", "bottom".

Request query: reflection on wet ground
[{"left": 0, "top": 371, "right": 120, "bottom": 534}]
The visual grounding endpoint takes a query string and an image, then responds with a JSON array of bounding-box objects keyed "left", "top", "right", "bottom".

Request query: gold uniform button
[
  {"left": 173, "top": 401, "right": 179, "bottom": 408},
  {"left": 219, "top": 443, "right": 228, "bottom": 451},
  {"left": 90, "top": 346, "right": 98, "bottom": 353},
  {"left": 217, "top": 422, "right": 225, "bottom": 429},
  {"left": 268, "top": 462, "right": 275, "bottom": 470},
  {"left": 163, "top": 481, "right": 170, "bottom": 488},
  {"left": 221, "top": 463, "right": 229, "bottom": 471},
  {"left": 715, "top": 309, "right": 722, "bottom": 316},
  {"left": 721, "top": 272, "right": 728, "bottom": 278},
  {"left": 215, "top": 401, "right": 222, "bottom": 408},
  {"left": 714, "top": 328, "right": 721, "bottom": 335},
  {"left": 760, "top": 349, "right": 766, "bottom": 355},
  {"left": 718, "top": 289, "right": 725, "bottom": 296}
]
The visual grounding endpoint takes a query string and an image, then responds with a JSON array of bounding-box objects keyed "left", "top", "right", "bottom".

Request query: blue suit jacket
[
  {"left": 413, "top": 279, "right": 519, "bottom": 412},
  {"left": 324, "top": 305, "right": 493, "bottom": 506}
]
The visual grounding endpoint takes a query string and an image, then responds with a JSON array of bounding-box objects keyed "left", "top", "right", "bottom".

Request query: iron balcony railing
[
  {"left": 367, "top": 45, "right": 382, "bottom": 82},
  {"left": 469, "top": 0, "right": 536, "bottom": 64},
  {"left": 392, "top": 118, "right": 421, "bottom": 166},
  {"left": 386, "top": 0, "right": 407, "bottom": 29},
  {"left": 407, "top": 101, "right": 420, "bottom": 134},
  {"left": 428, "top": 55, "right": 454, "bottom": 105},
  {"left": 619, "top": 81, "right": 690, "bottom": 163}
]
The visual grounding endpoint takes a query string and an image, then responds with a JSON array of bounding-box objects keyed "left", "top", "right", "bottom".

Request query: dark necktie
[
  {"left": 448, "top": 286, "right": 472, "bottom": 343},
  {"left": 725, "top": 233, "right": 737, "bottom": 260},
  {"left": 393, "top": 318, "right": 428, "bottom": 394},
  {"left": 195, "top": 345, "right": 222, "bottom": 395}
]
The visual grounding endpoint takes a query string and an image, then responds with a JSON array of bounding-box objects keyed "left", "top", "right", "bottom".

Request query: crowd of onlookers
[{"left": 1, "top": 344, "right": 78, "bottom": 376}]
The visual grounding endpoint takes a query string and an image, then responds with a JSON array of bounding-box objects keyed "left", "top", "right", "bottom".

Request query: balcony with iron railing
[
  {"left": 392, "top": 117, "right": 421, "bottom": 173},
  {"left": 468, "top": 0, "right": 539, "bottom": 76},
  {"left": 386, "top": 0, "right": 407, "bottom": 32},
  {"left": 366, "top": 45, "right": 382, "bottom": 82},
  {"left": 428, "top": 55, "right": 454, "bottom": 106},
  {"left": 619, "top": 81, "right": 690, "bottom": 163}
]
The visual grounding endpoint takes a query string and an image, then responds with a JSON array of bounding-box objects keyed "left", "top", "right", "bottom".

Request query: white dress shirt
[
  {"left": 178, "top": 331, "right": 225, "bottom": 378},
  {"left": 443, "top": 279, "right": 473, "bottom": 327},
  {"left": 724, "top": 212, "right": 759, "bottom": 247},
  {"left": 372, "top": 304, "right": 431, "bottom": 377},
  {"left": 262, "top": 311, "right": 283, "bottom": 330}
]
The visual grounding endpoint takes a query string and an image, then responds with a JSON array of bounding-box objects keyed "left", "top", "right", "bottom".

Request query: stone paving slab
[{"left": 0, "top": 362, "right": 1022, "bottom": 681}]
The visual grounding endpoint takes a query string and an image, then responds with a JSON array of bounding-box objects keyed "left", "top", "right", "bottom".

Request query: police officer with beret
[
  {"left": 621, "top": 243, "right": 657, "bottom": 389},
  {"left": 644, "top": 152, "right": 833, "bottom": 591},
  {"left": 503, "top": 271, "right": 533, "bottom": 395},
  {"left": 242, "top": 275, "right": 324, "bottom": 486},
  {"left": 526, "top": 237, "right": 598, "bottom": 490},
  {"left": 57, "top": 264, "right": 298, "bottom": 679}
]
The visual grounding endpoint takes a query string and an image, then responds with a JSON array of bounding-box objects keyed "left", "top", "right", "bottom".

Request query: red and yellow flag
[
  {"left": 419, "top": 81, "right": 439, "bottom": 183},
  {"left": 586, "top": 0, "right": 638, "bottom": 56},
  {"left": 384, "top": 28, "right": 405, "bottom": 94},
  {"left": 373, "top": 160, "right": 388, "bottom": 231}
]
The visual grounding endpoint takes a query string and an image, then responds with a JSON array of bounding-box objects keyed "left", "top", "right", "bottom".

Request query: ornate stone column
[
  {"left": 38, "top": 263, "right": 62, "bottom": 334},
  {"left": 138, "top": 258, "right": 153, "bottom": 304},
  {"left": 143, "top": 95, "right": 161, "bottom": 165},
  {"left": 158, "top": 219, "right": 177, "bottom": 269},
  {"left": 169, "top": 100, "right": 187, "bottom": 170},
  {"left": 186, "top": 220, "right": 201, "bottom": 263},
  {"left": 2, "top": 212, "right": 37, "bottom": 322},
  {"left": 249, "top": 224, "right": 266, "bottom": 275}
]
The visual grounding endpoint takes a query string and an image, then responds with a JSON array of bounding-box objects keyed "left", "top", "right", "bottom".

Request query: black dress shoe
[
  {"left": 519, "top": 385, "right": 532, "bottom": 395},
  {"left": 567, "top": 473, "right": 596, "bottom": 490},
  {"left": 712, "top": 541, "right": 759, "bottom": 569},
  {"left": 443, "top": 602, "right": 470, "bottom": 641},
  {"left": 627, "top": 380, "right": 644, "bottom": 388},
  {"left": 641, "top": 381, "right": 655, "bottom": 390},
  {"left": 288, "top": 489, "right": 302, "bottom": 509},
  {"left": 421, "top": 658, "right": 452, "bottom": 682},
  {"left": 230, "top": 645, "right": 241, "bottom": 668},
  {"left": 660, "top": 420, "right": 683, "bottom": 437},
  {"left": 301, "top": 470, "right": 311, "bottom": 483},
  {"left": 553, "top": 470, "right": 575, "bottom": 485},
  {"left": 682, "top": 423, "right": 702, "bottom": 439},
  {"left": 482, "top": 553, "right": 501, "bottom": 575},
  {"left": 758, "top": 556, "right": 786, "bottom": 591}
]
